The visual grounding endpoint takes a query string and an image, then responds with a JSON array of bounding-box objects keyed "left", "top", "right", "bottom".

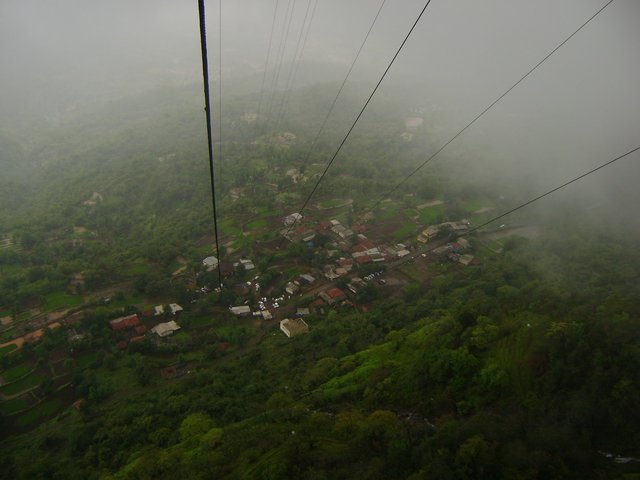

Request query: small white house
[
  {"left": 151, "top": 320, "right": 181, "bottom": 337},
  {"left": 280, "top": 318, "right": 309, "bottom": 338},
  {"left": 284, "top": 213, "right": 303, "bottom": 226},
  {"left": 230, "top": 306, "right": 251, "bottom": 316},
  {"left": 202, "top": 256, "right": 219, "bottom": 271},
  {"left": 169, "top": 303, "right": 183, "bottom": 315}
]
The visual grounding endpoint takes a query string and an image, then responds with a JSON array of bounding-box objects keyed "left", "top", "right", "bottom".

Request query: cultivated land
[{"left": 0, "top": 84, "right": 638, "bottom": 479}]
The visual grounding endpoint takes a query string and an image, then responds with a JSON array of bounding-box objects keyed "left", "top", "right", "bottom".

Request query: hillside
[{"left": 0, "top": 84, "right": 639, "bottom": 479}]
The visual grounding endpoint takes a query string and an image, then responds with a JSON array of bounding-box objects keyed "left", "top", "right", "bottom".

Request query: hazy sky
[{"left": 1, "top": 0, "right": 638, "bottom": 212}]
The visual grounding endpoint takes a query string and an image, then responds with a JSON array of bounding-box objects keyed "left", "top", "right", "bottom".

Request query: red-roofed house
[
  {"left": 319, "top": 287, "right": 347, "bottom": 305},
  {"left": 317, "top": 219, "right": 332, "bottom": 231},
  {"left": 358, "top": 238, "right": 375, "bottom": 250},
  {"left": 135, "top": 325, "right": 147, "bottom": 335},
  {"left": 339, "top": 258, "right": 354, "bottom": 268},
  {"left": 110, "top": 314, "right": 140, "bottom": 331},
  {"left": 355, "top": 255, "right": 373, "bottom": 265}
]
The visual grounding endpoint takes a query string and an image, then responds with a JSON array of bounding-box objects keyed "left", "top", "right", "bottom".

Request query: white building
[
  {"left": 202, "top": 256, "right": 219, "bottom": 271},
  {"left": 280, "top": 318, "right": 309, "bottom": 338},
  {"left": 169, "top": 303, "right": 183, "bottom": 315},
  {"left": 283, "top": 213, "right": 303, "bottom": 226},
  {"left": 151, "top": 320, "right": 181, "bottom": 337},
  {"left": 230, "top": 306, "right": 251, "bottom": 316}
]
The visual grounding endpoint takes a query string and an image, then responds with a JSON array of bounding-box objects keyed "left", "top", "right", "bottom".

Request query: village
[{"left": 0, "top": 111, "right": 518, "bottom": 431}]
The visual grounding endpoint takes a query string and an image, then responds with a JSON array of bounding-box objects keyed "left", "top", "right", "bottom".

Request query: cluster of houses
[
  {"left": 417, "top": 220, "right": 471, "bottom": 243},
  {"left": 285, "top": 273, "right": 316, "bottom": 295},
  {"left": 109, "top": 303, "right": 184, "bottom": 349},
  {"left": 282, "top": 213, "right": 412, "bottom": 279},
  {"left": 431, "top": 238, "right": 478, "bottom": 266}
]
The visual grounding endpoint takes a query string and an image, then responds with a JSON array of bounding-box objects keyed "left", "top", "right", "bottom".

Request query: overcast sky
[{"left": 1, "top": 0, "right": 638, "bottom": 214}]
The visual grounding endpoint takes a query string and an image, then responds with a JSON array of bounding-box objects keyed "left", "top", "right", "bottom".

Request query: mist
[{"left": 1, "top": 0, "right": 639, "bottom": 226}]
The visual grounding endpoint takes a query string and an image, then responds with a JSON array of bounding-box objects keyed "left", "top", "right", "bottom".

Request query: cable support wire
[
  {"left": 217, "top": 0, "right": 223, "bottom": 188},
  {"left": 274, "top": 0, "right": 316, "bottom": 131},
  {"left": 265, "top": 0, "right": 296, "bottom": 128},
  {"left": 275, "top": 0, "right": 319, "bottom": 131},
  {"left": 279, "top": 0, "right": 385, "bottom": 144},
  {"left": 281, "top": 0, "right": 432, "bottom": 244},
  {"left": 462, "top": 146, "right": 640, "bottom": 236},
  {"left": 255, "top": 0, "right": 281, "bottom": 133},
  {"left": 197, "top": 0, "right": 223, "bottom": 288},
  {"left": 401, "top": 147, "right": 639, "bottom": 262},
  {"left": 368, "top": 0, "right": 614, "bottom": 214}
]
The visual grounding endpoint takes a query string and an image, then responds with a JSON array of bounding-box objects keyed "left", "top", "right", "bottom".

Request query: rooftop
[
  {"left": 280, "top": 318, "right": 309, "bottom": 338},
  {"left": 327, "top": 288, "right": 345, "bottom": 299}
]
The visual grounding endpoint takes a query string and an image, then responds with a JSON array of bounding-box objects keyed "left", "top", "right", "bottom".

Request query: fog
[{"left": 1, "top": 0, "right": 639, "bottom": 223}]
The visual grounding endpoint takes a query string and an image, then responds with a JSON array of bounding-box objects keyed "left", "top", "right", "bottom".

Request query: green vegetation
[
  {"left": 1, "top": 363, "right": 32, "bottom": 383},
  {"left": 459, "top": 197, "right": 495, "bottom": 213},
  {"left": 121, "top": 261, "right": 152, "bottom": 276},
  {"left": 0, "top": 373, "right": 44, "bottom": 396},
  {"left": 43, "top": 291, "right": 83, "bottom": 312},
  {"left": 0, "top": 343, "right": 18, "bottom": 356},
  {"left": 219, "top": 218, "right": 242, "bottom": 236},
  {"left": 76, "top": 352, "right": 99, "bottom": 369},
  {"left": 320, "top": 198, "right": 349, "bottom": 209},
  {"left": 246, "top": 218, "right": 267, "bottom": 230},
  {"left": 0, "top": 81, "right": 638, "bottom": 480},
  {"left": 0, "top": 397, "right": 30, "bottom": 416},
  {"left": 392, "top": 221, "right": 416, "bottom": 240},
  {"left": 15, "top": 399, "right": 63, "bottom": 426},
  {"left": 418, "top": 203, "right": 445, "bottom": 223}
]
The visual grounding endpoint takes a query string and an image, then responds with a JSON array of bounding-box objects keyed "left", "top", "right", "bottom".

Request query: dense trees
[{"left": 1, "top": 82, "right": 639, "bottom": 479}]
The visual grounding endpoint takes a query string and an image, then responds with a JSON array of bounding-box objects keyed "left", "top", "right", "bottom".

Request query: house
[
  {"left": 238, "top": 258, "right": 255, "bottom": 271},
  {"left": 261, "top": 310, "right": 273, "bottom": 320},
  {"left": 230, "top": 306, "right": 252, "bottom": 316},
  {"left": 355, "top": 255, "right": 373, "bottom": 265},
  {"left": 317, "top": 219, "right": 332, "bottom": 231},
  {"left": 458, "top": 254, "right": 475, "bottom": 266},
  {"left": 230, "top": 187, "right": 244, "bottom": 200},
  {"left": 331, "top": 223, "right": 354, "bottom": 239},
  {"left": 285, "top": 282, "right": 300, "bottom": 295},
  {"left": 151, "top": 320, "right": 181, "bottom": 337},
  {"left": 235, "top": 283, "right": 251, "bottom": 296},
  {"left": 348, "top": 277, "right": 367, "bottom": 294},
  {"left": 83, "top": 191, "right": 104, "bottom": 206},
  {"left": 67, "top": 329, "right": 86, "bottom": 343},
  {"left": 323, "top": 266, "right": 339, "bottom": 280},
  {"left": 456, "top": 237, "right": 470, "bottom": 250},
  {"left": 337, "top": 267, "right": 350, "bottom": 276},
  {"left": 296, "top": 308, "right": 310, "bottom": 317},
  {"left": 319, "top": 288, "right": 347, "bottom": 305},
  {"left": 135, "top": 325, "right": 147, "bottom": 335},
  {"left": 241, "top": 112, "right": 258, "bottom": 124},
  {"left": 203, "top": 256, "right": 219, "bottom": 271},
  {"left": 109, "top": 314, "right": 140, "bottom": 331},
  {"left": 284, "top": 212, "right": 303, "bottom": 226},
  {"left": 169, "top": 303, "right": 183, "bottom": 315},
  {"left": 300, "top": 273, "right": 316, "bottom": 284},
  {"left": 417, "top": 225, "right": 440, "bottom": 243},
  {"left": 154, "top": 305, "right": 165, "bottom": 316},
  {"left": 405, "top": 116, "right": 424, "bottom": 130},
  {"left": 280, "top": 318, "right": 309, "bottom": 338}
]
